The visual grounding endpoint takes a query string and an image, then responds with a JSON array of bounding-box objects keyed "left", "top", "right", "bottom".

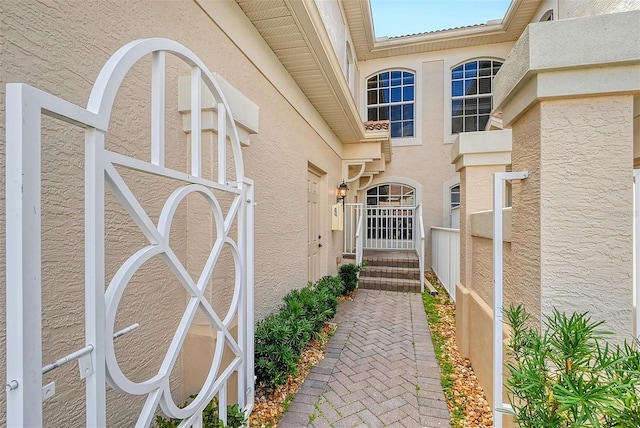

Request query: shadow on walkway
[{"left": 279, "top": 289, "right": 451, "bottom": 427}]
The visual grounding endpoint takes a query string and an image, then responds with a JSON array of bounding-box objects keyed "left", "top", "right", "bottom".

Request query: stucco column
[
  {"left": 493, "top": 11, "right": 640, "bottom": 337},
  {"left": 451, "top": 130, "right": 512, "bottom": 357}
]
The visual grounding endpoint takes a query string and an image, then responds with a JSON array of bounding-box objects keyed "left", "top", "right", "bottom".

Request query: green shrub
[
  {"left": 338, "top": 263, "right": 361, "bottom": 295},
  {"left": 153, "top": 395, "right": 247, "bottom": 428},
  {"left": 316, "top": 275, "right": 344, "bottom": 299},
  {"left": 254, "top": 276, "right": 342, "bottom": 388},
  {"left": 255, "top": 312, "right": 300, "bottom": 387},
  {"left": 503, "top": 305, "right": 640, "bottom": 427}
]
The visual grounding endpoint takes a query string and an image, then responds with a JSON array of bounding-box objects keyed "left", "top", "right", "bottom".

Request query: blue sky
[{"left": 370, "top": 0, "right": 512, "bottom": 37}]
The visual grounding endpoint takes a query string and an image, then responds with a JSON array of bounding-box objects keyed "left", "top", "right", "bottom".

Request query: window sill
[{"left": 391, "top": 137, "right": 421, "bottom": 147}]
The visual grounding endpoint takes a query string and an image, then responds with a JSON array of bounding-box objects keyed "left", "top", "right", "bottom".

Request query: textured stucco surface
[
  {"left": 493, "top": 11, "right": 640, "bottom": 117},
  {"left": 509, "top": 96, "right": 636, "bottom": 334},
  {"left": 538, "top": 96, "right": 634, "bottom": 336},
  {"left": 470, "top": 208, "right": 512, "bottom": 242},
  {"left": 510, "top": 104, "right": 543, "bottom": 323},
  {"left": 471, "top": 237, "right": 513, "bottom": 311},
  {"left": 314, "top": 0, "right": 347, "bottom": 72},
  {"left": 0, "top": 0, "right": 343, "bottom": 425},
  {"left": 460, "top": 165, "right": 505, "bottom": 287},
  {"left": 559, "top": 0, "right": 640, "bottom": 18},
  {"left": 454, "top": 283, "right": 516, "bottom": 427}
]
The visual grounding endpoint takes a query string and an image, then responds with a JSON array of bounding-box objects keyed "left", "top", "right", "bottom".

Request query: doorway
[{"left": 307, "top": 167, "right": 324, "bottom": 282}]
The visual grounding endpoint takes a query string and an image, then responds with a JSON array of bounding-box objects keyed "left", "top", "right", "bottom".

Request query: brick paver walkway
[{"left": 279, "top": 289, "right": 450, "bottom": 427}]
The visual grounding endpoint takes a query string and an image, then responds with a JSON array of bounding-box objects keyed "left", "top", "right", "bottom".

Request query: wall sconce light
[{"left": 337, "top": 180, "right": 349, "bottom": 203}]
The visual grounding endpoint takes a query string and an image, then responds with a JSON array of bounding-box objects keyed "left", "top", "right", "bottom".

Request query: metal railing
[
  {"left": 417, "top": 204, "right": 425, "bottom": 293},
  {"left": 431, "top": 227, "right": 460, "bottom": 301},
  {"left": 343, "top": 203, "right": 363, "bottom": 255},
  {"left": 492, "top": 171, "right": 528, "bottom": 428},
  {"left": 344, "top": 203, "right": 425, "bottom": 290},
  {"left": 365, "top": 206, "right": 415, "bottom": 250},
  {"left": 634, "top": 170, "right": 640, "bottom": 343},
  {"left": 355, "top": 207, "right": 364, "bottom": 266}
]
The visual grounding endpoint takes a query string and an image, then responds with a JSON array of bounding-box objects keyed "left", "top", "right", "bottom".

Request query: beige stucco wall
[
  {"left": 359, "top": 42, "right": 514, "bottom": 145},
  {"left": 558, "top": 0, "right": 640, "bottom": 19},
  {"left": 455, "top": 235, "right": 514, "bottom": 427},
  {"left": 314, "top": 0, "right": 346, "bottom": 70},
  {"left": 0, "top": 0, "right": 344, "bottom": 425},
  {"left": 538, "top": 95, "right": 634, "bottom": 333},
  {"left": 355, "top": 43, "right": 513, "bottom": 265},
  {"left": 508, "top": 95, "right": 635, "bottom": 334},
  {"left": 532, "top": 0, "right": 557, "bottom": 22},
  {"left": 510, "top": 104, "right": 543, "bottom": 322},
  {"left": 459, "top": 166, "right": 505, "bottom": 287},
  {"left": 314, "top": 0, "right": 359, "bottom": 99}
]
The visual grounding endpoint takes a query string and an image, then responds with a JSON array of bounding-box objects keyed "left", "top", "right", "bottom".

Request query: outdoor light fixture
[{"left": 337, "top": 180, "right": 349, "bottom": 203}]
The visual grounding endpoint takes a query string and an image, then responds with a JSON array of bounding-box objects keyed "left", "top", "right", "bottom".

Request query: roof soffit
[
  {"left": 236, "top": 0, "right": 366, "bottom": 143},
  {"left": 342, "top": 0, "right": 544, "bottom": 60}
]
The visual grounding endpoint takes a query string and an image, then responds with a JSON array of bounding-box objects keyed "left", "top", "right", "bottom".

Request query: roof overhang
[
  {"left": 236, "top": 0, "right": 375, "bottom": 145},
  {"left": 342, "top": 0, "right": 544, "bottom": 60},
  {"left": 235, "top": 0, "right": 542, "bottom": 162}
]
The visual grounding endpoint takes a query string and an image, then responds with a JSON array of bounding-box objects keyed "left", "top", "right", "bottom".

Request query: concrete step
[
  {"left": 363, "top": 257, "right": 419, "bottom": 269},
  {"left": 359, "top": 265, "right": 420, "bottom": 280},
  {"left": 358, "top": 277, "right": 421, "bottom": 293}
]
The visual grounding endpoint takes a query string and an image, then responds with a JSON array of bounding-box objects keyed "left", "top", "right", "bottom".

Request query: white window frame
[
  {"left": 451, "top": 59, "right": 503, "bottom": 135},
  {"left": 346, "top": 41, "right": 354, "bottom": 91},
  {"left": 540, "top": 9, "right": 554, "bottom": 21},
  {"left": 366, "top": 183, "right": 416, "bottom": 207},
  {"left": 365, "top": 69, "right": 417, "bottom": 144},
  {"left": 442, "top": 176, "right": 461, "bottom": 228}
]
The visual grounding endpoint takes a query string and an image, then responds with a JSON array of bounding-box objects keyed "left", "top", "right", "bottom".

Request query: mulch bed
[
  {"left": 425, "top": 272, "right": 493, "bottom": 427},
  {"left": 249, "top": 292, "right": 355, "bottom": 427},
  {"left": 249, "top": 324, "right": 333, "bottom": 427}
]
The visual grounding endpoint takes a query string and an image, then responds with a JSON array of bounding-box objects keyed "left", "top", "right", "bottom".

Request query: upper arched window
[
  {"left": 540, "top": 10, "right": 554, "bottom": 21},
  {"left": 367, "top": 70, "right": 415, "bottom": 138},
  {"left": 451, "top": 60, "right": 502, "bottom": 133},
  {"left": 346, "top": 42, "right": 354, "bottom": 87}
]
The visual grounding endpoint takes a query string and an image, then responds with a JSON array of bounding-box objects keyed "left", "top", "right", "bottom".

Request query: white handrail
[
  {"left": 493, "top": 171, "right": 528, "bottom": 428},
  {"left": 355, "top": 206, "right": 364, "bottom": 266},
  {"left": 417, "top": 204, "right": 425, "bottom": 293},
  {"left": 634, "top": 170, "right": 640, "bottom": 343},
  {"left": 343, "top": 203, "right": 362, "bottom": 255}
]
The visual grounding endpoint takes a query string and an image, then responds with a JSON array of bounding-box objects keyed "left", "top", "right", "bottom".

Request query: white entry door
[{"left": 308, "top": 170, "right": 322, "bottom": 282}]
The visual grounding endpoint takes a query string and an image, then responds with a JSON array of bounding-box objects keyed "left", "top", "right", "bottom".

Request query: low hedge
[{"left": 254, "top": 275, "right": 344, "bottom": 388}]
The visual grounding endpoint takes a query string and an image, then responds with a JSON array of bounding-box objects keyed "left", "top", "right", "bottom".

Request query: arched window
[
  {"left": 367, "top": 70, "right": 415, "bottom": 138},
  {"left": 366, "top": 184, "right": 415, "bottom": 207},
  {"left": 450, "top": 184, "right": 460, "bottom": 209},
  {"left": 346, "top": 42, "right": 354, "bottom": 87},
  {"left": 540, "top": 9, "right": 554, "bottom": 21},
  {"left": 451, "top": 60, "right": 502, "bottom": 133}
]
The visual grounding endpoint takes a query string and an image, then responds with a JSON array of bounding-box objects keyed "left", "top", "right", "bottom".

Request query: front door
[{"left": 308, "top": 169, "right": 322, "bottom": 282}]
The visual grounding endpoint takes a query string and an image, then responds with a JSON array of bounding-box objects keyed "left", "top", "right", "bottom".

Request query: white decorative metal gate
[
  {"left": 5, "top": 38, "right": 254, "bottom": 427},
  {"left": 363, "top": 184, "right": 417, "bottom": 250}
]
